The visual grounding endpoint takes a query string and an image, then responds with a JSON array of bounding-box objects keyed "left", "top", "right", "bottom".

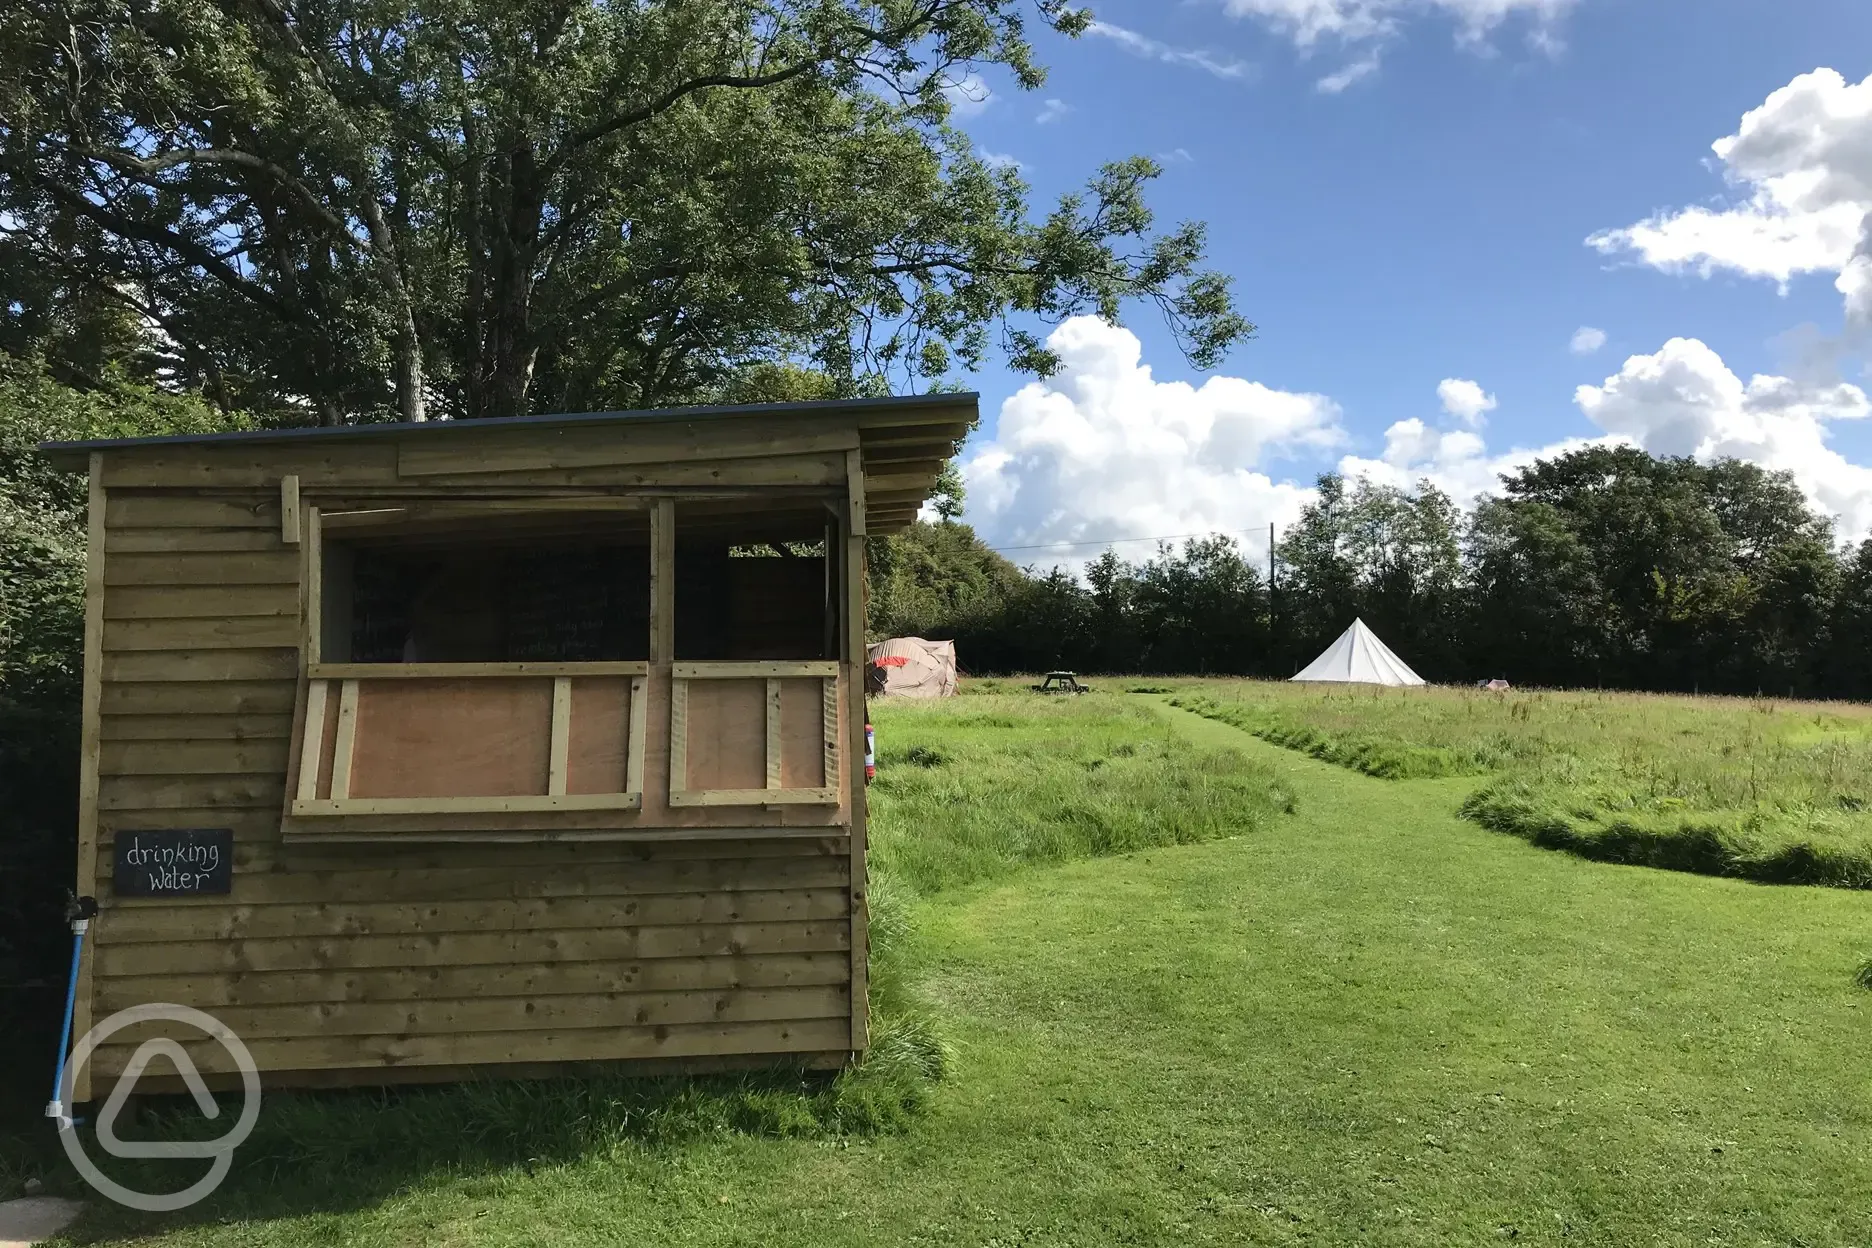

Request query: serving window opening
[
  {"left": 289, "top": 507, "right": 654, "bottom": 828},
  {"left": 673, "top": 503, "right": 836, "bottom": 662},
  {"left": 667, "top": 502, "right": 845, "bottom": 808},
  {"left": 319, "top": 512, "right": 651, "bottom": 665}
]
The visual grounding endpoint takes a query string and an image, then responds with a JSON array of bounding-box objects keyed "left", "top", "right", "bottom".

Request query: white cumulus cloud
[
  {"left": 1437, "top": 378, "right": 1498, "bottom": 427},
  {"left": 959, "top": 325, "right": 1872, "bottom": 568},
  {"left": 960, "top": 318, "right": 1343, "bottom": 566},
  {"left": 1337, "top": 420, "right": 1615, "bottom": 506},
  {"left": 1574, "top": 337, "right": 1872, "bottom": 536},
  {"left": 1569, "top": 326, "right": 1607, "bottom": 355},
  {"left": 1587, "top": 69, "right": 1872, "bottom": 327},
  {"left": 1035, "top": 98, "right": 1071, "bottom": 124}
]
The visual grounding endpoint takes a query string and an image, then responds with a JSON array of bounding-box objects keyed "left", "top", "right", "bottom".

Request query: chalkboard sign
[{"left": 113, "top": 829, "right": 233, "bottom": 897}]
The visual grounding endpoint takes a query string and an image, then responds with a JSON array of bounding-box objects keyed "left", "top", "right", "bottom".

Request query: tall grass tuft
[
  {"left": 1168, "top": 694, "right": 1484, "bottom": 780},
  {"left": 870, "top": 694, "right": 1294, "bottom": 897},
  {"left": 1162, "top": 680, "right": 1872, "bottom": 890}
]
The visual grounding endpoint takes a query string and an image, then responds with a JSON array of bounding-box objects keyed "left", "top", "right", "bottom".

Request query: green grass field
[
  {"left": 16, "top": 686, "right": 1872, "bottom": 1245},
  {"left": 1169, "top": 681, "right": 1872, "bottom": 886}
]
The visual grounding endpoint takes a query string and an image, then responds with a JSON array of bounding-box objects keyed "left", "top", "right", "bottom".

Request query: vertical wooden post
[
  {"left": 765, "top": 679, "right": 784, "bottom": 790},
  {"left": 296, "top": 681, "right": 330, "bottom": 801},
  {"left": 650, "top": 499, "right": 676, "bottom": 664},
  {"left": 843, "top": 449, "right": 870, "bottom": 1053},
  {"left": 69, "top": 453, "right": 107, "bottom": 1102},
  {"left": 329, "top": 679, "right": 361, "bottom": 799},
  {"left": 651, "top": 498, "right": 678, "bottom": 804},
  {"left": 625, "top": 675, "right": 648, "bottom": 797},
  {"left": 821, "top": 676, "right": 840, "bottom": 794},
  {"left": 548, "top": 677, "right": 573, "bottom": 796},
  {"left": 280, "top": 474, "right": 301, "bottom": 545},
  {"left": 667, "top": 677, "right": 689, "bottom": 799},
  {"left": 302, "top": 506, "right": 323, "bottom": 671}
]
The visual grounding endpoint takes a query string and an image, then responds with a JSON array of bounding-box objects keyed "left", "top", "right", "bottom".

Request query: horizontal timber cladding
[
  {"left": 105, "top": 585, "right": 299, "bottom": 619},
  {"left": 105, "top": 551, "right": 300, "bottom": 586},
  {"left": 395, "top": 418, "right": 862, "bottom": 477},
  {"left": 100, "top": 889, "right": 853, "bottom": 942},
  {"left": 106, "top": 528, "right": 295, "bottom": 554},
  {"left": 96, "top": 985, "right": 854, "bottom": 1040},
  {"left": 100, "top": 713, "right": 295, "bottom": 742},
  {"left": 83, "top": 457, "right": 869, "bottom": 1085},
  {"left": 101, "top": 681, "right": 299, "bottom": 716},
  {"left": 103, "top": 616, "right": 301, "bottom": 650},
  {"left": 105, "top": 952, "right": 855, "bottom": 1008},
  {"left": 97, "top": 920, "right": 850, "bottom": 977},
  {"left": 86, "top": 1018, "right": 857, "bottom": 1078}
]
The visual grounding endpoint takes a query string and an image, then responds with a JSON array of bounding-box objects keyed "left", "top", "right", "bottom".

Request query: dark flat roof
[{"left": 39, "top": 392, "right": 978, "bottom": 468}]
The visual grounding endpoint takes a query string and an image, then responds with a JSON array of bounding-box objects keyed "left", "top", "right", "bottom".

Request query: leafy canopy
[{"left": 0, "top": 0, "right": 1251, "bottom": 423}]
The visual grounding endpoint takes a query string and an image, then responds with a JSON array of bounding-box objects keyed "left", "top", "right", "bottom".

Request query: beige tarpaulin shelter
[
  {"left": 867, "top": 637, "right": 958, "bottom": 698},
  {"left": 1291, "top": 618, "right": 1426, "bottom": 686}
]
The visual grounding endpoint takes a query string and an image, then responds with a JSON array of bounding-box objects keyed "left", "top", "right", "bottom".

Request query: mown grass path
[{"left": 45, "top": 697, "right": 1872, "bottom": 1246}]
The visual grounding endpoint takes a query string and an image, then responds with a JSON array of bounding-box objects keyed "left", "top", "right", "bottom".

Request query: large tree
[{"left": 0, "top": 0, "right": 1250, "bottom": 424}]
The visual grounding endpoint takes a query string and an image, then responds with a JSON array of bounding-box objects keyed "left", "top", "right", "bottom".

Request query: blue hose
[{"left": 46, "top": 913, "right": 91, "bottom": 1126}]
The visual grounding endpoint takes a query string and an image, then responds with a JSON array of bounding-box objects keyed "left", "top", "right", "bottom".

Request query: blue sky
[{"left": 941, "top": 0, "right": 1872, "bottom": 563}]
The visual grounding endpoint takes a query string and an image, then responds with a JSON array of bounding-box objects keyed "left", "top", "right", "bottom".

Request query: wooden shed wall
[{"left": 80, "top": 438, "right": 866, "bottom": 1094}]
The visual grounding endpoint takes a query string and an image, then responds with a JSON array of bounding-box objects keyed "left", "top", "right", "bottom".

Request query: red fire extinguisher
[{"left": 864, "top": 717, "right": 876, "bottom": 785}]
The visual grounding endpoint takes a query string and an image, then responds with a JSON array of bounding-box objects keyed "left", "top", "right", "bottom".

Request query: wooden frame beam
[
  {"left": 548, "top": 677, "right": 573, "bottom": 796},
  {"left": 673, "top": 661, "right": 839, "bottom": 679},
  {"left": 279, "top": 474, "right": 301, "bottom": 545},
  {"left": 310, "top": 662, "right": 650, "bottom": 680},
  {"left": 69, "top": 453, "right": 107, "bottom": 1101}
]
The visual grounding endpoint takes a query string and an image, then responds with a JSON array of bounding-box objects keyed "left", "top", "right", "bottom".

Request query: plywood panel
[
  {"left": 683, "top": 679, "right": 766, "bottom": 792},
  {"left": 103, "top": 888, "right": 850, "bottom": 942},
  {"left": 103, "top": 615, "right": 300, "bottom": 651},
  {"left": 100, "top": 953, "right": 853, "bottom": 1008},
  {"left": 105, "top": 551, "right": 301, "bottom": 586},
  {"left": 567, "top": 677, "right": 631, "bottom": 795},
  {"left": 87, "top": 1017, "right": 854, "bottom": 1076},
  {"left": 345, "top": 679, "right": 553, "bottom": 799},
  {"left": 95, "top": 919, "right": 850, "bottom": 975},
  {"left": 779, "top": 677, "right": 828, "bottom": 789}
]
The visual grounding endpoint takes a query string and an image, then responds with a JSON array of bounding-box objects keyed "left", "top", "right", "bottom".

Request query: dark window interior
[
  {"left": 321, "top": 505, "right": 834, "bottom": 664},
  {"left": 330, "top": 536, "right": 650, "bottom": 663},
  {"left": 675, "top": 542, "right": 833, "bottom": 661}
]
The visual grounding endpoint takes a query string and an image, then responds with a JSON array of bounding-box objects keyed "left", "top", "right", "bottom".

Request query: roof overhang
[{"left": 39, "top": 393, "right": 977, "bottom": 535}]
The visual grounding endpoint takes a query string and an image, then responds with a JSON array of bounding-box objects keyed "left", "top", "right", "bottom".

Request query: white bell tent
[{"left": 1291, "top": 618, "right": 1426, "bottom": 686}]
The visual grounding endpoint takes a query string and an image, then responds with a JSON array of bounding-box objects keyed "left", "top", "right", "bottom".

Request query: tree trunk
[
  {"left": 358, "top": 198, "right": 426, "bottom": 423},
  {"left": 483, "top": 144, "right": 545, "bottom": 419}
]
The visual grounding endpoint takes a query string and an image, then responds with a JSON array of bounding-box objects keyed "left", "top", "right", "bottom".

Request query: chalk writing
[{"left": 112, "top": 829, "right": 233, "bottom": 897}]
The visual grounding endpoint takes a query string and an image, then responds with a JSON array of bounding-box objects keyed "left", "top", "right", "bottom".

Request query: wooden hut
[{"left": 39, "top": 394, "right": 972, "bottom": 1098}]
